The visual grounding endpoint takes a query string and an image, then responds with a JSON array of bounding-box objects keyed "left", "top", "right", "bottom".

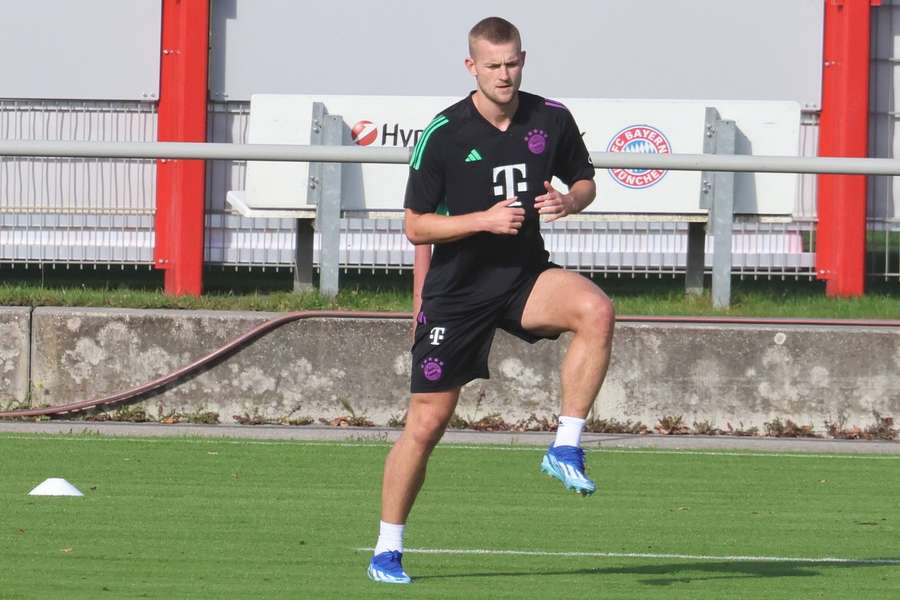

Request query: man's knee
[
  {"left": 576, "top": 293, "right": 615, "bottom": 338},
  {"left": 406, "top": 409, "right": 451, "bottom": 450}
]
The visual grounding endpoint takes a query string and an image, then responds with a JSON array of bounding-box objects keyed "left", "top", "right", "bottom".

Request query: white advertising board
[{"left": 230, "top": 95, "right": 800, "bottom": 217}]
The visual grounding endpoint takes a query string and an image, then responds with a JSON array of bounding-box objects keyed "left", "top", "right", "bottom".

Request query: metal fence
[
  {"left": 206, "top": 102, "right": 293, "bottom": 267},
  {"left": 868, "top": 0, "right": 900, "bottom": 280},
  {"left": 0, "top": 99, "right": 156, "bottom": 265},
  {"left": 1, "top": 99, "right": 898, "bottom": 279},
  {"left": 204, "top": 102, "right": 823, "bottom": 278}
]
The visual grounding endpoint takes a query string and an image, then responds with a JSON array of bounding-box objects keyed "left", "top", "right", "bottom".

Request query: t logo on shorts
[
  {"left": 492, "top": 163, "right": 528, "bottom": 199},
  {"left": 429, "top": 327, "right": 446, "bottom": 345}
]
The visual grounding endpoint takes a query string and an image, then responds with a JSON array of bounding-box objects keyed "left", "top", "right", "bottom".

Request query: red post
[
  {"left": 816, "top": 0, "right": 878, "bottom": 297},
  {"left": 155, "top": 0, "right": 209, "bottom": 296}
]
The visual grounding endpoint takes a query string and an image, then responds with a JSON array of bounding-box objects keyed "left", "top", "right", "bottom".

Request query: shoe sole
[
  {"left": 367, "top": 565, "right": 411, "bottom": 584},
  {"left": 541, "top": 456, "right": 596, "bottom": 497}
]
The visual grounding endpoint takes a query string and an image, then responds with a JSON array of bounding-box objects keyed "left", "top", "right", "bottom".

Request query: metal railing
[
  {"left": 1, "top": 139, "right": 897, "bottom": 283},
  {"left": 200, "top": 102, "right": 823, "bottom": 278},
  {"left": 4, "top": 140, "right": 900, "bottom": 174}
]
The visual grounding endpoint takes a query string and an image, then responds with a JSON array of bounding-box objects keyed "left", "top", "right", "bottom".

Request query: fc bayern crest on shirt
[
  {"left": 524, "top": 129, "right": 549, "bottom": 155},
  {"left": 607, "top": 125, "right": 671, "bottom": 189}
]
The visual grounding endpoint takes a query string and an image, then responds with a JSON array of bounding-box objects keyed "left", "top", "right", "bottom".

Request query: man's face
[{"left": 466, "top": 39, "right": 525, "bottom": 106}]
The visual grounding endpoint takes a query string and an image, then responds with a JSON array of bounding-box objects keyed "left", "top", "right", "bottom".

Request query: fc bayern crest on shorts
[
  {"left": 421, "top": 358, "right": 444, "bottom": 382},
  {"left": 607, "top": 125, "right": 671, "bottom": 189}
]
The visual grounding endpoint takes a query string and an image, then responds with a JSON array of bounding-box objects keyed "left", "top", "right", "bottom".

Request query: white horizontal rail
[{"left": 0, "top": 140, "right": 896, "bottom": 175}]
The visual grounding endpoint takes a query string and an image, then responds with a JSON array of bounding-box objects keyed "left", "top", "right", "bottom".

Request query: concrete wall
[
  {"left": 29, "top": 308, "right": 412, "bottom": 422},
  {"left": 600, "top": 322, "right": 900, "bottom": 429},
  {"left": 0, "top": 307, "right": 31, "bottom": 409},
  {"left": 21, "top": 307, "right": 900, "bottom": 429}
]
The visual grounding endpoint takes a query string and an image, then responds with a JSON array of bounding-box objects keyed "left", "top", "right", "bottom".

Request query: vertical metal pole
[
  {"left": 685, "top": 222, "right": 705, "bottom": 295},
  {"left": 295, "top": 103, "right": 326, "bottom": 292},
  {"left": 293, "top": 221, "right": 314, "bottom": 291},
  {"left": 317, "top": 114, "right": 343, "bottom": 296},
  {"left": 155, "top": 0, "right": 209, "bottom": 297},
  {"left": 687, "top": 108, "right": 720, "bottom": 296},
  {"left": 711, "top": 120, "right": 736, "bottom": 309},
  {"left": 816, "top": 0, "right": 876, "bottom": 297}
]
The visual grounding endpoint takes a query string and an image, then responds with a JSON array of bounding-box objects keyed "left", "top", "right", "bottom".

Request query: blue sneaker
[
  {"left": 541, "top": 445, "right": 596, "bottom": 496},
  {"left": 367, "top": 550, "right": 412, "bottom": 584}
]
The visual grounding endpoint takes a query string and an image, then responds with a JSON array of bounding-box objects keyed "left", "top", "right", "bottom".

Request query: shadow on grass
[{"left": 413, "top": 558, "right": 899, "bottom": 585}]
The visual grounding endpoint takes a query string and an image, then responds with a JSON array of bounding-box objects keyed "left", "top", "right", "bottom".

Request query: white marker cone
[{"left": 28, "top": 478, "right": 84, "bottom": 497}]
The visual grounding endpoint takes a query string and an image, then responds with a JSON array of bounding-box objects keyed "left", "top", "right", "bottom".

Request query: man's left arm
[{"left": 534, "top": 108, "right": 596, "bottom": 221}]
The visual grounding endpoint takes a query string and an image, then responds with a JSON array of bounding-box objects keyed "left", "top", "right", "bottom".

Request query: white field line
[
  {"left": 1, "top": 434, "right": 899, "bottom": 459},
  {"left": 357, "top": 547, "right": 900, "bottom": 566},
  {"left": 441, "top": 446, "right": 900, "bottom": 461}
]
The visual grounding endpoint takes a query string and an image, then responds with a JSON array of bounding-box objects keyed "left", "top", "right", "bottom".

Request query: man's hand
[
  {"left": 534, "top": 180, "right": 577, "bottom": 222},
  {"left": 481, "top": 197, "right": 525, "bottom": 235}
]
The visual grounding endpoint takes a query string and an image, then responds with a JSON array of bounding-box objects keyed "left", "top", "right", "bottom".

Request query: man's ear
[{"left": 464, "top": 56, "right": 476, "bottom": 77}]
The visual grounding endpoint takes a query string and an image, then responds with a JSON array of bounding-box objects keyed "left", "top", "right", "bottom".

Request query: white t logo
[
  {"left": 492, "top": 163, "right": 528, "bottom": 198},
  {"left": 429, "top": 327, "right": 446, "bottom": 345}
]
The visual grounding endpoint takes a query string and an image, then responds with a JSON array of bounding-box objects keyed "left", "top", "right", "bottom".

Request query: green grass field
[
  {"left": 2, "top": 264, "right": 899, "bottom": 319},
  {"left": 1, "top": 435, "right": 898, "bottom": 599}
]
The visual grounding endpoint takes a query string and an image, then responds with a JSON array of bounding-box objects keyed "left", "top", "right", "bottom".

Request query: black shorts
[{"left": 410, "top": 266, "right": 561, "bottom": 393}]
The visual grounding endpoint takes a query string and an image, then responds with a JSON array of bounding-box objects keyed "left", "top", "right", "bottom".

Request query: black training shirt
[{"left": 404, "top": 91, "right": 594, "bottom": 308}]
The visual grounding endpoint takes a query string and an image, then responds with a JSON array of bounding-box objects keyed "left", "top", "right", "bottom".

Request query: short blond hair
[{"left": 468, "top": 17, "right": 521, "bottom": 56}]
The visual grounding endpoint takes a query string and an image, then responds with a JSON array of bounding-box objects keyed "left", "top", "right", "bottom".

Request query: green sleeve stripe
[
  {"left": 411, "top": 115, "right": 448, "bottom": 161},
  {"left": 435, "top": 201, "right": 449, "bottom": 216},
  {"left": 410, "top": 115, "right": 449, "bottom": 170},
  {"left": 411, "top": 117, "right": 448, "bottom": 169},
  {"left": 410, "top": 115, "right": 448, "bottom": 169}
]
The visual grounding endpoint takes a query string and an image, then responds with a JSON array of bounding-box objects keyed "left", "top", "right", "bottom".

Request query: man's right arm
[{"left": 404, "top": 198, "right": 526, "bottom": 245}]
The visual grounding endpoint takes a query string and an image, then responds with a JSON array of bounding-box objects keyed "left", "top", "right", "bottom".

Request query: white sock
[
  {"left": 554, "top": 415, "right": 586, "bottom": 448},
  {"left": 374, "top": 520, "right": 405, "bottom": 555}
]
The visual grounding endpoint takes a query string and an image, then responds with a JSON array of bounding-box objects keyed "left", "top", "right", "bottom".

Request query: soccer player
[{"left": 367, "top": 16, "right": 615, "bottom": 584}]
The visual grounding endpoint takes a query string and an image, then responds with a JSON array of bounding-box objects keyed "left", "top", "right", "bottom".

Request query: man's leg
[
  {"left": 369, "top": 388, "right": 459, "bottom": 583},
  {"left": 381, "top": 389, "right": 460, "bottom": 523},
  {"left": 520, "top": 268, "right": 614, "bottom": 418},
  {"left": 520, "top": 268, "right": 614, "bottom": 494}
]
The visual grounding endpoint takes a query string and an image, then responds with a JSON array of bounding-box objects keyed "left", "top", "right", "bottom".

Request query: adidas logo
[{"left": 465, "top": 149, "right": 482, "bottom": 162}]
